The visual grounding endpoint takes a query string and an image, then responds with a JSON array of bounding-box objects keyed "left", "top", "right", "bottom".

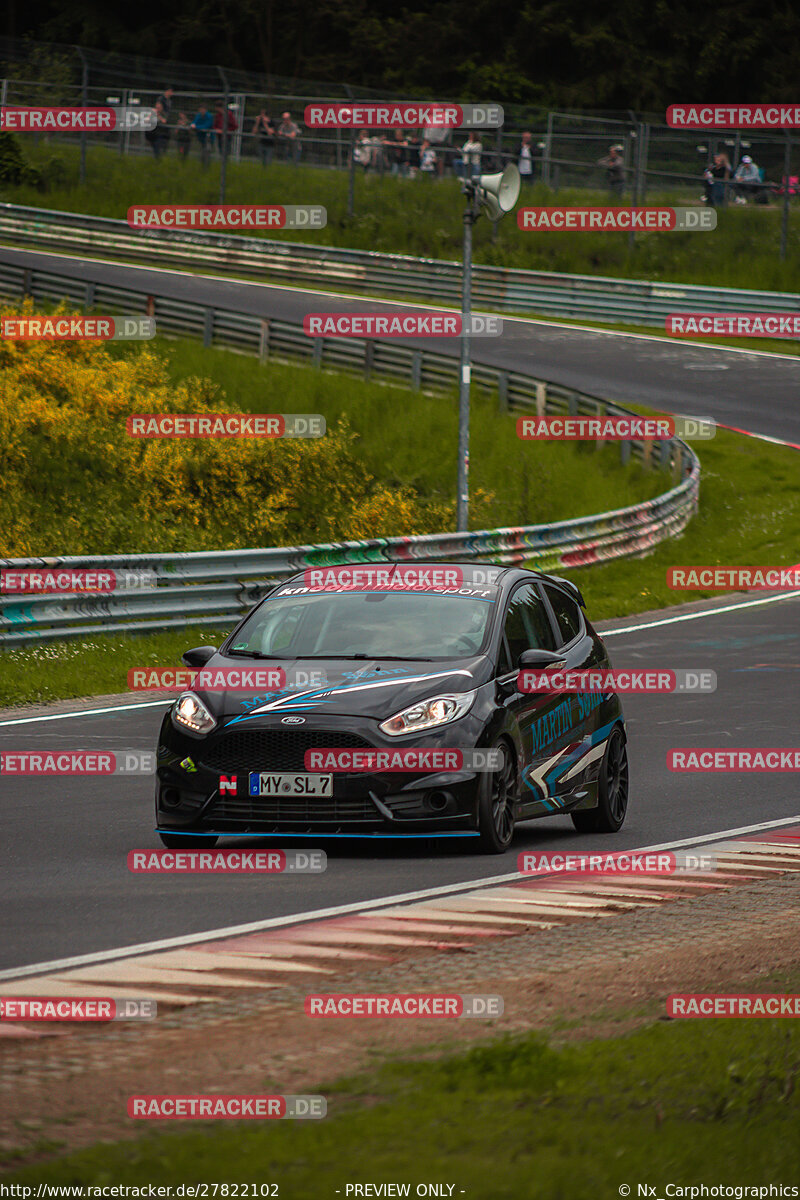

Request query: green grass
[
  {"left": 0, "top": 627, "right": 231, "bottom": 710},
  {"left": 4, "top": 1005, "right": 800, "bottom": 1190},
  {"left": 552, "top": 421, "right": 800, "bottom": 621},
  {"left": 5, "top": 142, "right": 800, "bottom": 289},
  {"left": 152, "top": 337, "right": 665, "bottom": 531}
]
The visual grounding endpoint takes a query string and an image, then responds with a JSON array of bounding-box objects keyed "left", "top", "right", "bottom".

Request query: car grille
[
  {"left": 209, "top": 793, "right": 379, "bottom": 824},
  {"left": 200, "top": 728, "right": 374, "bottom": 773}
]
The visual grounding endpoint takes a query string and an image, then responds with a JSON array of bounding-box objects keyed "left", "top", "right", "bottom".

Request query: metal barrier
[
  {"left": 0, "top": 253, "right": 700, "bottom": 646},
  {"left": 0, "top": 203, "right": 795, "bottom": 326}
]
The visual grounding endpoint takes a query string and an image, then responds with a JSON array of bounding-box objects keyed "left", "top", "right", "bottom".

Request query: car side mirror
[
  {"left": 518, "top": 648, "right": 567, "bottom": 671},
  {"left": 181, "top": 645, "right": 217, "bottom": 668}
]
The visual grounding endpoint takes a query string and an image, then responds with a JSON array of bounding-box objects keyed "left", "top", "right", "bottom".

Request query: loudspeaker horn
[{"left": 475, "top": 162, "right": 521, "bottom": 221}]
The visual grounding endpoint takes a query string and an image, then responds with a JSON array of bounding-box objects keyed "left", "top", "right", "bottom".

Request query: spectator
[
  {"left": 278, "top": 111, "right": 301, "bottom": 164},
  {"left": 213, "top": 100, "right": 238, "bottom": 155},
  {"left": 423, "top": 120, "right": 449, "bottom": 176},
  {"left": 145, "top": 98, "right": 170, "bottom": 158},
  {"left": 419, "top": 139, "right": 438, "bottom": 177},
  {"left": 252, "top": 109, "right": 276, "bottom": 167},
  {"left": 461, "top": 132, "right": 482, "bottom": 179},
  {"left": 155, "top": 86, "right": 174, "bottom": 122},
  {"left": 189, "top": 103, "right": 213, "bottom": 167},
  {"left": 353, "top": 129, "right": 371, "bottom": 172},
  {"left": 406, "top": 130, "right": 421, "bottom": 177},
  {"left": 597, "top": 144, "right": 625, "bottom": 197},
  {"left": 733, "top": 154, "right": 764, "bottom": 203},
  {"left": 383, "top": 129, "right": 408, "bottom": 176},
  {"left": 517, "top": 132, "right": 535, "bottom": 185},
  {"left": 175, "top": 112, "right": 191, "bottom": 160},
  {"left": 704, "top": 152, "right": 731, "bottom": 207}
]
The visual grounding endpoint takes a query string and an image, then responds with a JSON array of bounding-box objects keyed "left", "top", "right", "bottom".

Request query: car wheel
[
  {"left": 571, "top": 726, "right": 629, "bottom": 833},
  {"left": 477, "top": 740, "right": 518, "bottom": 854},
  {"left": 158, "top": 831, "right": 219, "bottom": 849}
]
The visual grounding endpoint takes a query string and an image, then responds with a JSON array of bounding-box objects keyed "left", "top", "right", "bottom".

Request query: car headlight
[
  {"left": 379, "top": 691, "right": 477, "bottom": 737},
  {"left": 172, "top": 692, "right": 217, "bottom": 735}
]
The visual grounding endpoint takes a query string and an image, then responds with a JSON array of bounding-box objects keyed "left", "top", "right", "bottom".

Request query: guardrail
[
  {"left": 1, "top": 203, "right": 798, "bottom": 326},
  {"left": 0, "top": 252, "right": 700, "bottom": 646}
]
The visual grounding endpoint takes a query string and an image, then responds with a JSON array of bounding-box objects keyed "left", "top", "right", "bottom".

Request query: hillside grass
[{"left": 3, "top": 143, "right": 800, "bottom": 289}]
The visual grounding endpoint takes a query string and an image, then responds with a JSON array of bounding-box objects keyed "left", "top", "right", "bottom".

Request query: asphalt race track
[
  {"left": 1, "top": 246, "right": 799, "bottom": 973},
  {"left": 2, "top": 592, "right": 798, "bottom": 971},
  {"left": 1, "top": 244, "right": 800, "bottom": 442}
]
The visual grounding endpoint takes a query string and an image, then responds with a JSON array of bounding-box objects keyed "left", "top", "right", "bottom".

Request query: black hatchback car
[{"left": 154, "top": 563, "right": 628, "bottom": 853}]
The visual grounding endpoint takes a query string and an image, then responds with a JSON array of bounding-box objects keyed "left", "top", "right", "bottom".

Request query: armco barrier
[
  {"left": 0, "top": 203, "right": 797, "bottom": 326},
  {"left": 0, "top": 253, "right": 700, "bottom": 646}
]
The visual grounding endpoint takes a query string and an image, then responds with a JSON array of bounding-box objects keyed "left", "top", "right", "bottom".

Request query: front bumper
[{"left": 155, "top": 709, "right": 489, "bottom": 837}]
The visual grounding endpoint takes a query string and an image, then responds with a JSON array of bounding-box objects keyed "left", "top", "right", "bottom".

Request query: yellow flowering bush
[{"left": 0, "top": 302, "right": 493, "bottom": 557}]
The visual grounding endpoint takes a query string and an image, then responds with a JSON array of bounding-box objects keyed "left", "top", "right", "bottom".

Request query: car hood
[{"left": 192, "top": 655, "right": 493, "bottom": 724}]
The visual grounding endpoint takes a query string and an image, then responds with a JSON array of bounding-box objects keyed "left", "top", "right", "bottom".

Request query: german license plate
[{"left": 248, "top": 772, "right": 332, "bottom": 797}]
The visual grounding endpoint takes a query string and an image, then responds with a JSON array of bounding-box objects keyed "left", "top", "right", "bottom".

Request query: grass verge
[
  {"left": 4, "top": 998, "right": 799, "bottom": 1191},
  {"left": 0, "top": 627, "right": 231, "bottom": 710}
]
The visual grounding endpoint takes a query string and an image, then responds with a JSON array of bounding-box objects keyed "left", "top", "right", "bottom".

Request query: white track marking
[
  {"left": 601, "top": 590, "right": 800, "bottom": 637},
  {"left": 0, "top": 700, "right": 172, "bottom": 727},
  {"left": 1, "top": 816, "right": 797, "bottom": 982}
]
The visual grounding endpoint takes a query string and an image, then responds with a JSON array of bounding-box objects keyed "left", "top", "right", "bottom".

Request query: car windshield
[{"left": 227, "top": 590, "right": 495, "bottom": 659}]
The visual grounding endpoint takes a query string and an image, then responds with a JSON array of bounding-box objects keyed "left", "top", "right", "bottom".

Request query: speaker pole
[
  {"left": 457, "top": 186, "right": 478, "bottom": 533},
  {"left": 455, "top": 160, "right": 519, "bottom": 533}
]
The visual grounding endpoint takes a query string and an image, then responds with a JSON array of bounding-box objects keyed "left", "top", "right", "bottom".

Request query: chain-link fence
[{"left": 1, "top": 36, "right": 797, "bottom": 218}]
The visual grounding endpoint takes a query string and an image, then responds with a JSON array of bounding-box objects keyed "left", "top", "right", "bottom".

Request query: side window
[
  {"left": 503, "top": 584, "right": 556, "bottom": 664},
  {"left": 544, "top": 585, "right": 583, "bottom": 645}
]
